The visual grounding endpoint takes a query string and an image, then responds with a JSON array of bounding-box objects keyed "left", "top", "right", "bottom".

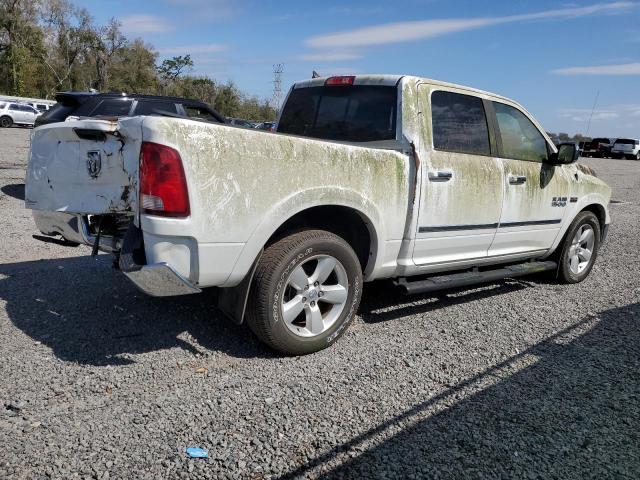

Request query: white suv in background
[
  {"left": 611, "top": 138, "right": 640, "bottom": 160},
  {"left": 0, "top": 102, "right": 41, "bottom": 128}
]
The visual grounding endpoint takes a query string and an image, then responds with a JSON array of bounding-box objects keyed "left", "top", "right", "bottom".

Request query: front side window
[
  {"left": 90, "top": 99, "right": 133, "bottom": 117},
  {"left": 431, "top": 90, "right": 490, "bottom": 156},
  {"left": 184, "top": 106, "right": 219, "bottom": 122},
  {"left": 494, "top": 102, "right": 548, "bottom": 162}
]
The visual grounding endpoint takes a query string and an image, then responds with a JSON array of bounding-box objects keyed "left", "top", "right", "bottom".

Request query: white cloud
[
  {"left": 306, "top": 2, "right": 637, "bottom": 48},
  {"left": 162, "top": 0, "right": 237, "bottom": 21},
  {"left": 558, "top": 105, "right": 640, "bottom": 122},
  {"left": 298, "top": 52, "right": 362, "bottom": 62},
  {"left": 158, "top": 44, "right": 228, "bottom": 55},
  {"left": 552, "top": 62, "right": 640, "bottom": 75},
  {"left": 120, "top": 14, "right": 172, "bottom": 34}
]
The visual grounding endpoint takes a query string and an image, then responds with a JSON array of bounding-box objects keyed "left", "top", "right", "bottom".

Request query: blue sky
[{"left": 80, "top": 0, "right": 640, "bottom": 137}]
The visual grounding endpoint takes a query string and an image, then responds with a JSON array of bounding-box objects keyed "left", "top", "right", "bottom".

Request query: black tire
[
  {"left": 0, "top": 116, "right": 12, "bottom": 128},
  {"left": 246, "top": 230, "right": 363, "bottom": 355},
  {"left": 556, "top": 211, "right": 601, "bottom": 284}
]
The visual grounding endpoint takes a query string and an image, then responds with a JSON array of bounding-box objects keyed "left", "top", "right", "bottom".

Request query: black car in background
[
  {"left": 582, "top": 137, "right": 615, "bottom": 158},
  {"left": 35, "top": 92, "right": 226, "bottom": 127}
]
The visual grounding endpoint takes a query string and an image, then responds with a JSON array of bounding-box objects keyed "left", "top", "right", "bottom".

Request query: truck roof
[{"left": 292, "top": 74, "right": 513, "bottom": 103}]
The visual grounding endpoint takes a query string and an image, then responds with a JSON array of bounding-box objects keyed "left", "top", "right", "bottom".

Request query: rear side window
[
  {"left": 134, "top": 101, "right": 177, "bottom": 116},
  {"left": 493, "top": 102, "right": 548, "bottom": 162},
  {"left": 9, "top": 104, "right": 20, "bottom": 111},
  {"left": 431, "top": 91, "right": 490, "bottom": 156},
  {"left": 278, "top": 85, "right": 397, "bottom": 142},
  {"left": 90, "top": 99, "right": 133, "bottom": 117}
]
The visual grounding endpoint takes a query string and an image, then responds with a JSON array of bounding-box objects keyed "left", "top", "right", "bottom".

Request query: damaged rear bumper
[
  {"left": 33, "top": 211, "right": 121, "bottom": 252},
  {"left": 118, "top": 224, "right": 201, "bottom": 297}
]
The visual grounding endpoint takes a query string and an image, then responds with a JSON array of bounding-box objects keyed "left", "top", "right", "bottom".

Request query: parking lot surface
[{"left": 1, "top": 126, "right": 638, "bottom": 479}]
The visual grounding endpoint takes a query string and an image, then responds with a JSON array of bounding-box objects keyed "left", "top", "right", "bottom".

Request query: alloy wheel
[
  {"left": 568, "top": 224, "right": 595, "bottom": 274},
  {"left": 280, "top": 254, "right": 349, "bottom": 337}
]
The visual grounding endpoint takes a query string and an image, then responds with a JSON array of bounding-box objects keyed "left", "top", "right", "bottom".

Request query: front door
[
  {"left": 488, "top": 101, "right": 572, "bottom": 256},
  {"left": 412, "top": 87, "right": 503, "bottom": 266}
]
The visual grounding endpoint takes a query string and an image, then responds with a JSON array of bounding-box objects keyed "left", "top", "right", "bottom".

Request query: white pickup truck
[{"left": 25, "top": 75, "right": 611, "bottom": 354}]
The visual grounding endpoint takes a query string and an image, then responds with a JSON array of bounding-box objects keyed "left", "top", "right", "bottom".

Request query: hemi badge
[{"left": 570, "top": 197, "right": 578, "bottom": 203}]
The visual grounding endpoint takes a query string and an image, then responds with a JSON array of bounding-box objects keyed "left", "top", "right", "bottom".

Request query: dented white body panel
[{"left": 25, "top": 75, "right": 611, "bottom": 294}]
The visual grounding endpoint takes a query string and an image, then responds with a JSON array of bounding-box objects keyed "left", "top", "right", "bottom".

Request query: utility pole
[{"left": 272, "top": 63, "right": 284, "bottom": 112}]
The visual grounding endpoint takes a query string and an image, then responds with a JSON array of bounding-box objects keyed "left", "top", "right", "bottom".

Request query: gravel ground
[{"left": 0, "top": 126, "right": 638, "bottom": 479}]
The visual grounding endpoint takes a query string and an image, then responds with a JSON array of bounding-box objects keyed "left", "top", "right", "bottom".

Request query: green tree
[{"left": 157, "top": 54, "right": 193, "bottom": 81}]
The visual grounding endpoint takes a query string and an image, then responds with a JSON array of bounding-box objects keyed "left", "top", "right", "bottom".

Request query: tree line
[
  {"left": 0, "top": 0, "right": 277, "bottom": 120},
  {"left": 546, "top": 132, "right": 592, "bottom": 143}
]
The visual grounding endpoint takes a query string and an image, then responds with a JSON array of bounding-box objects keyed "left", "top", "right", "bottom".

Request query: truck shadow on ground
[
  {"left": 279, "top": 302, "right": 640, "bottom": 479},
  {"left": 1, "top": 255, "right": 550, "bottom": 366},
  {"left": 358, "top": 278, "right": 531, "bottom": 324},
  {"left": 0, "top": 254, "right": 275, "bottom": 365}
]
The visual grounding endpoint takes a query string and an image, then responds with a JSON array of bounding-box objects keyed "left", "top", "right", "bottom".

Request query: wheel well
[
  {"left": 581, "top": 204, "right": 606, "bottom": 232},
  {"left": 267, "top": 206, "right": 374, "bottom": 272}
]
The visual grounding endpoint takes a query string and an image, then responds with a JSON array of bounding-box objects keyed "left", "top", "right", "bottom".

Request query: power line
[{"left": 272, "top": 63, "right": 284, "bottom": 112}]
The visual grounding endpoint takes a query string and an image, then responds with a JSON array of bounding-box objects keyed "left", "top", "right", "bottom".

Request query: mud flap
[{"left": 217, "top": 251, "right": 263, "bottom": 325}]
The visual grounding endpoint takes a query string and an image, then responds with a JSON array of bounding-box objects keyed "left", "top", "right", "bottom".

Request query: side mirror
[{"left": 548, "top": 142, "right": 579, "bottom": 165}]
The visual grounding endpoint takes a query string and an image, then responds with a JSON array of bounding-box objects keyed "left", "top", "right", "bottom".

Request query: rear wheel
[
  {"left": 557, "top": 211, "right": 601, "bottom": 284},
  {"left": 0, "top": 116, "right": 12, "bottom": 128},
  {"left": 247, "top": 230, "right": 363, "bottom": 355}
]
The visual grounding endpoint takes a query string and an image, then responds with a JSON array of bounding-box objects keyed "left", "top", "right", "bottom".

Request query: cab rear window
[{"left": 278, "top": 85, "right": 397, "bottom": 142}]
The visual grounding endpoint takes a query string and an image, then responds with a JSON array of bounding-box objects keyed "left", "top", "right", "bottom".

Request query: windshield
[
  {"left": 278, "top": 85, "right": 397, "bottom": 142},
  {"left": 615, "top": 139, "right": 637, "bottom": 145}
]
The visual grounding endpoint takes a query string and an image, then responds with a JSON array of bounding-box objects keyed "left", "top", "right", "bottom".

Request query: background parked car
[
  {"left": 228, "top": 118, "right": 255, "bottom": 128},
  {"left": 28, "top": 102, "right": 52, "bottom": 113},
  {"left": 35, "top": 92, "right": 225, "bottom": 127},
  {"left": 0, "top": 102, "right": 41, "bottom": 128},
  {"left": 256, "top": 121, "right": 277, "bottom": 131},
  {"left": 611, "top": 138, "right": 640, "bottom": 160},
  {"left": 582, "top": 137, "right": 614, "bottom": 158}
]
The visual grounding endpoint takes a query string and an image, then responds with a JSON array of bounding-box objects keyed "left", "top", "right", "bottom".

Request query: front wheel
[
  {"left": 557, "top": 211, "right": 601, "bottom": 284},
  {"left": 246, "top": 230, "right": 363, "bottom": 355},
  {"left": 0, "top": 116, "right": 12, "bottom": 128}
]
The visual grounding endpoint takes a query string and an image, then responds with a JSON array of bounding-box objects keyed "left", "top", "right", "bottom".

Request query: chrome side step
[{"left": 394, "top": 260, "right": 557, "bottom": 295}]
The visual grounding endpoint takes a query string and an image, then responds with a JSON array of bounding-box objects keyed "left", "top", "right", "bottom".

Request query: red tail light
[
  {"left": 139, "top": 142, "right": 190, "bottom": 218},
  {"left": 325, "top": 75, "right": 355, "bottom": 86}
]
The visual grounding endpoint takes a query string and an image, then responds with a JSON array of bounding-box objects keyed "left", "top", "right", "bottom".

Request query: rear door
[
  {"left": 412, "top": 87, "right": 503, "bottom": 265},
  {"left": 488, "top": 101, "right": 572, "bottom": 256}
]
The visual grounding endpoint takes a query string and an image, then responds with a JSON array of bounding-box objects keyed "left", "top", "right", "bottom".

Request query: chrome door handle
[
  {"left": 428, "top": 170, "right": 453, "bottom": 181},
  {"left": 508, "top": 175, "right": 527, "bottom": 185}
]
